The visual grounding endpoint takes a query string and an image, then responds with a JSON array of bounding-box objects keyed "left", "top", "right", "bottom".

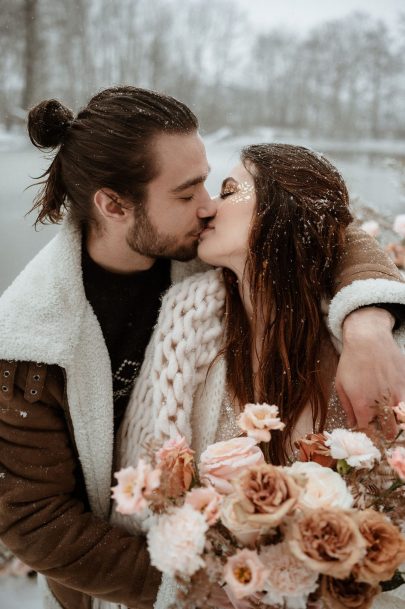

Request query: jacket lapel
[{"left": 0, "top": 218, "right": 114, "bottom": 518}]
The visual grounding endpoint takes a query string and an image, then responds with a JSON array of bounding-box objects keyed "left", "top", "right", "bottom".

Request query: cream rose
[
  {"left": 199, "top": 437, "right": 265, "bottom": 494},
  {"left": 287, "top": 508, "right": 367, "bottom": 579},
  {"left": 288, "top": 461, "right": 353, "bottom": 510}
]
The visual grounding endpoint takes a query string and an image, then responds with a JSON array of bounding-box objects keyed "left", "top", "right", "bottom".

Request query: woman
[
  {"left": 119, "top": 143, "right": 405, "bottom": 466},
  {"left": 116, "top": 143, "right": 405, "bottom": 609}
]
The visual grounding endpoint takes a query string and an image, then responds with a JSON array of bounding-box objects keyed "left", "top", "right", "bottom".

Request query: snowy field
[{"left": 0, "top": 575, "right": 42, "bottom": 609}]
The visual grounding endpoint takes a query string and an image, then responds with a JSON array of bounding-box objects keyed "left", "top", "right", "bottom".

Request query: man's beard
[{"left": 127, "top": 205, "right": 201, "bottom": 262}]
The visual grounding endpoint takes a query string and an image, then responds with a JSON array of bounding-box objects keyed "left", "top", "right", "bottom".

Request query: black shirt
[{"left": 82, "top": 247, "right": 171, "bottom": 431}]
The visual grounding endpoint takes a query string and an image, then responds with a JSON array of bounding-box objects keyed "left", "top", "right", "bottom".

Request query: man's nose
[{"left": 197, "top": 191, "right": 218, "bottom": 218}]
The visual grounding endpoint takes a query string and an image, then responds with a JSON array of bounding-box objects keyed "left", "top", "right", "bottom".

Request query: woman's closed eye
[{"left": 220, "top": 189, "right": 236, "bottom": 199}]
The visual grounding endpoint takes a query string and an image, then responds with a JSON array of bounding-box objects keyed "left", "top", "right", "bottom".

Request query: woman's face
[{"left": 198, "top": 162, "right": 256, "bottom": 273}]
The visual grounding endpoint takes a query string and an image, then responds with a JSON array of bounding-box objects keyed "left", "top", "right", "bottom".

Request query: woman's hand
[{"left": 337, "top": 306, "right": 405, "bottom": 435}]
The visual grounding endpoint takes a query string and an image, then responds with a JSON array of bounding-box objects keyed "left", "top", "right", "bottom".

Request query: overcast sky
[{"left": 233, "top": 0, "right": 403, "bottom": 33}]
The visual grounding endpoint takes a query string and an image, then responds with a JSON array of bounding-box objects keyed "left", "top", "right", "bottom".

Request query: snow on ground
[{"left": 0, "top": 576, "right": 42, "bottom": 609}]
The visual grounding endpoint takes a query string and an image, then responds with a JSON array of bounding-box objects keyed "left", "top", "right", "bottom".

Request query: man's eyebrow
[
  {"left": 221, "top": 177, "right": 238, "bottom": 191},
  {"left": 171, "top": 167, "right": 211, "bottom": 193}
]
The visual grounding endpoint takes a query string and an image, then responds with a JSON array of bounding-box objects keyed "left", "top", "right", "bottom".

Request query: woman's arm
[{"left": 330, "top": 225, "right": 405, "bottom": 430}]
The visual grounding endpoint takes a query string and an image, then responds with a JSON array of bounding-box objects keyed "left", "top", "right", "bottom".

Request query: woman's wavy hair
[
  {"left": 27, "top": 86, "right": 198, "bottom": 229},
  {"left": 222, "top": 143, "right": 353, "bottom": 464}
]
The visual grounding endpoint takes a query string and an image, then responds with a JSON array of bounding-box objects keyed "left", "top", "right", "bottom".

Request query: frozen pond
[{"left": 0, "top": 132, "right": 405, "bottom": 295}]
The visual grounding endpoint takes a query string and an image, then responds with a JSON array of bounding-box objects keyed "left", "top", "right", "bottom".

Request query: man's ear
[{"left": 93, "top": 188, "right": 133, "bottom": 222}]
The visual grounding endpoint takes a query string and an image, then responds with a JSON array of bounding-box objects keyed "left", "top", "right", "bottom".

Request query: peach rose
[
  {"left": 321, "top": 575, "right": 380, "bottom": 609},
  {"left": 237, "top": 403, "right": 285, "bottom": 442},
  {"left": 199, "top": 437, "right": 265, "bottom": 494},
  {"left": 185, "top": 486, "right": 222, "bottom": 525},
  {"left": 287, "top": 508, "right": 367, "bottom": 579},
  {"left": 387, "top": 446, "right": 405, "bottom": 480},
  {"left": 295, "top": 432, "right": 336, "bottom": 468},
  {"left": 156, "top": 436, "right": 195, "bottom": 498},
  {"left": 232, "top": 464, "right": 302, "bottom": 528},
  {"left": 223, "top": 548, "right": 269, "bottom": 599},
  {"left": 352, "top": 509, "right": 405, "bottom": 585},
  {"left": 219, "top": 464, "right": 301, "bottom": 542},
  {"left": 112, "top": 461, "right": 161, "bottom": 515}
]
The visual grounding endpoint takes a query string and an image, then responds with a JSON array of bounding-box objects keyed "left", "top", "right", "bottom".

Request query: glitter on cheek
[{"left": 231, "top": 181, "right": 255, "bottom": 204}]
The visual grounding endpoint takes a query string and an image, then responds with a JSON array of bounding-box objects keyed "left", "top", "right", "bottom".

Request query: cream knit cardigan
[{"left": 110, "top": 269, "right": 405, "bottom": 609}]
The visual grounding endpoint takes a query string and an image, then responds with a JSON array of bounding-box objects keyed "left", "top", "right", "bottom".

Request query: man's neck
[{"left": 86, "top": 229, "right": 155, "bottom": 274}]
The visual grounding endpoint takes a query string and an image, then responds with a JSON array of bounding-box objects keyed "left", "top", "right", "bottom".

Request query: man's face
[{"left": 127, "top": 131, "right": 215, "bottom": 261}]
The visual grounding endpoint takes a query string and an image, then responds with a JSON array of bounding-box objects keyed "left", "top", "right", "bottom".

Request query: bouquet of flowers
[{"left": 112, "top": 401, "right": 405, "bottom": 609}]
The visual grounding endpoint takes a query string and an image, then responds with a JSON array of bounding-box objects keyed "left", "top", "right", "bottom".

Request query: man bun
[{"left": 28, "top": 99, "right": 74, "bottom": 149}]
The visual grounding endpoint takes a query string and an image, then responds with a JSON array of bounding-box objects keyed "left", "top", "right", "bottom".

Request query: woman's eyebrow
[{"left": 221, "top": 177, "right": 238, "bottom": 190}]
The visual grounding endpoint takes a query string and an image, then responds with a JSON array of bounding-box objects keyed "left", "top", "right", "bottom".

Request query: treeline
[{"left": 1, "top": 0, "right": 404, "bottom": 138}]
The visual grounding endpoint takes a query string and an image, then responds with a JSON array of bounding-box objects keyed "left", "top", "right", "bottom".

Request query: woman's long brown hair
[{"left": 223, "top": 144, "right": 353, "bottom": 464}]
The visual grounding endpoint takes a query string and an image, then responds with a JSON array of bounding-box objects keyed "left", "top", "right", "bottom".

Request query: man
[{"left": 0, "top": 86, "right": 404, "bottom": 609}]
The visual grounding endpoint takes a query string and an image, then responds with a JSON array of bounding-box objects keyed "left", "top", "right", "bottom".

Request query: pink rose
[
  {"left": 185, "top": 486, "right": 222, "bottom": 525},
  {"left": 156, "top": 436, "right": 195, "bottom": 498},
  {"left": 388, "top": 446, "right": 405, "bottom": 480},
  {"left": 237, "top": 403, "right": 285, "bottom": 442},
  {"left": 393, "top": 214, "right": 405, "bottom": 237},
  {"left": 223, "top": 548, "right": 269, "bottom": 599},
  {"left": 112, "top": 461, "right": 161, "bottom": 515},
  {"left": 199, "top": 437, "right": 265, "bottom": 494}
]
